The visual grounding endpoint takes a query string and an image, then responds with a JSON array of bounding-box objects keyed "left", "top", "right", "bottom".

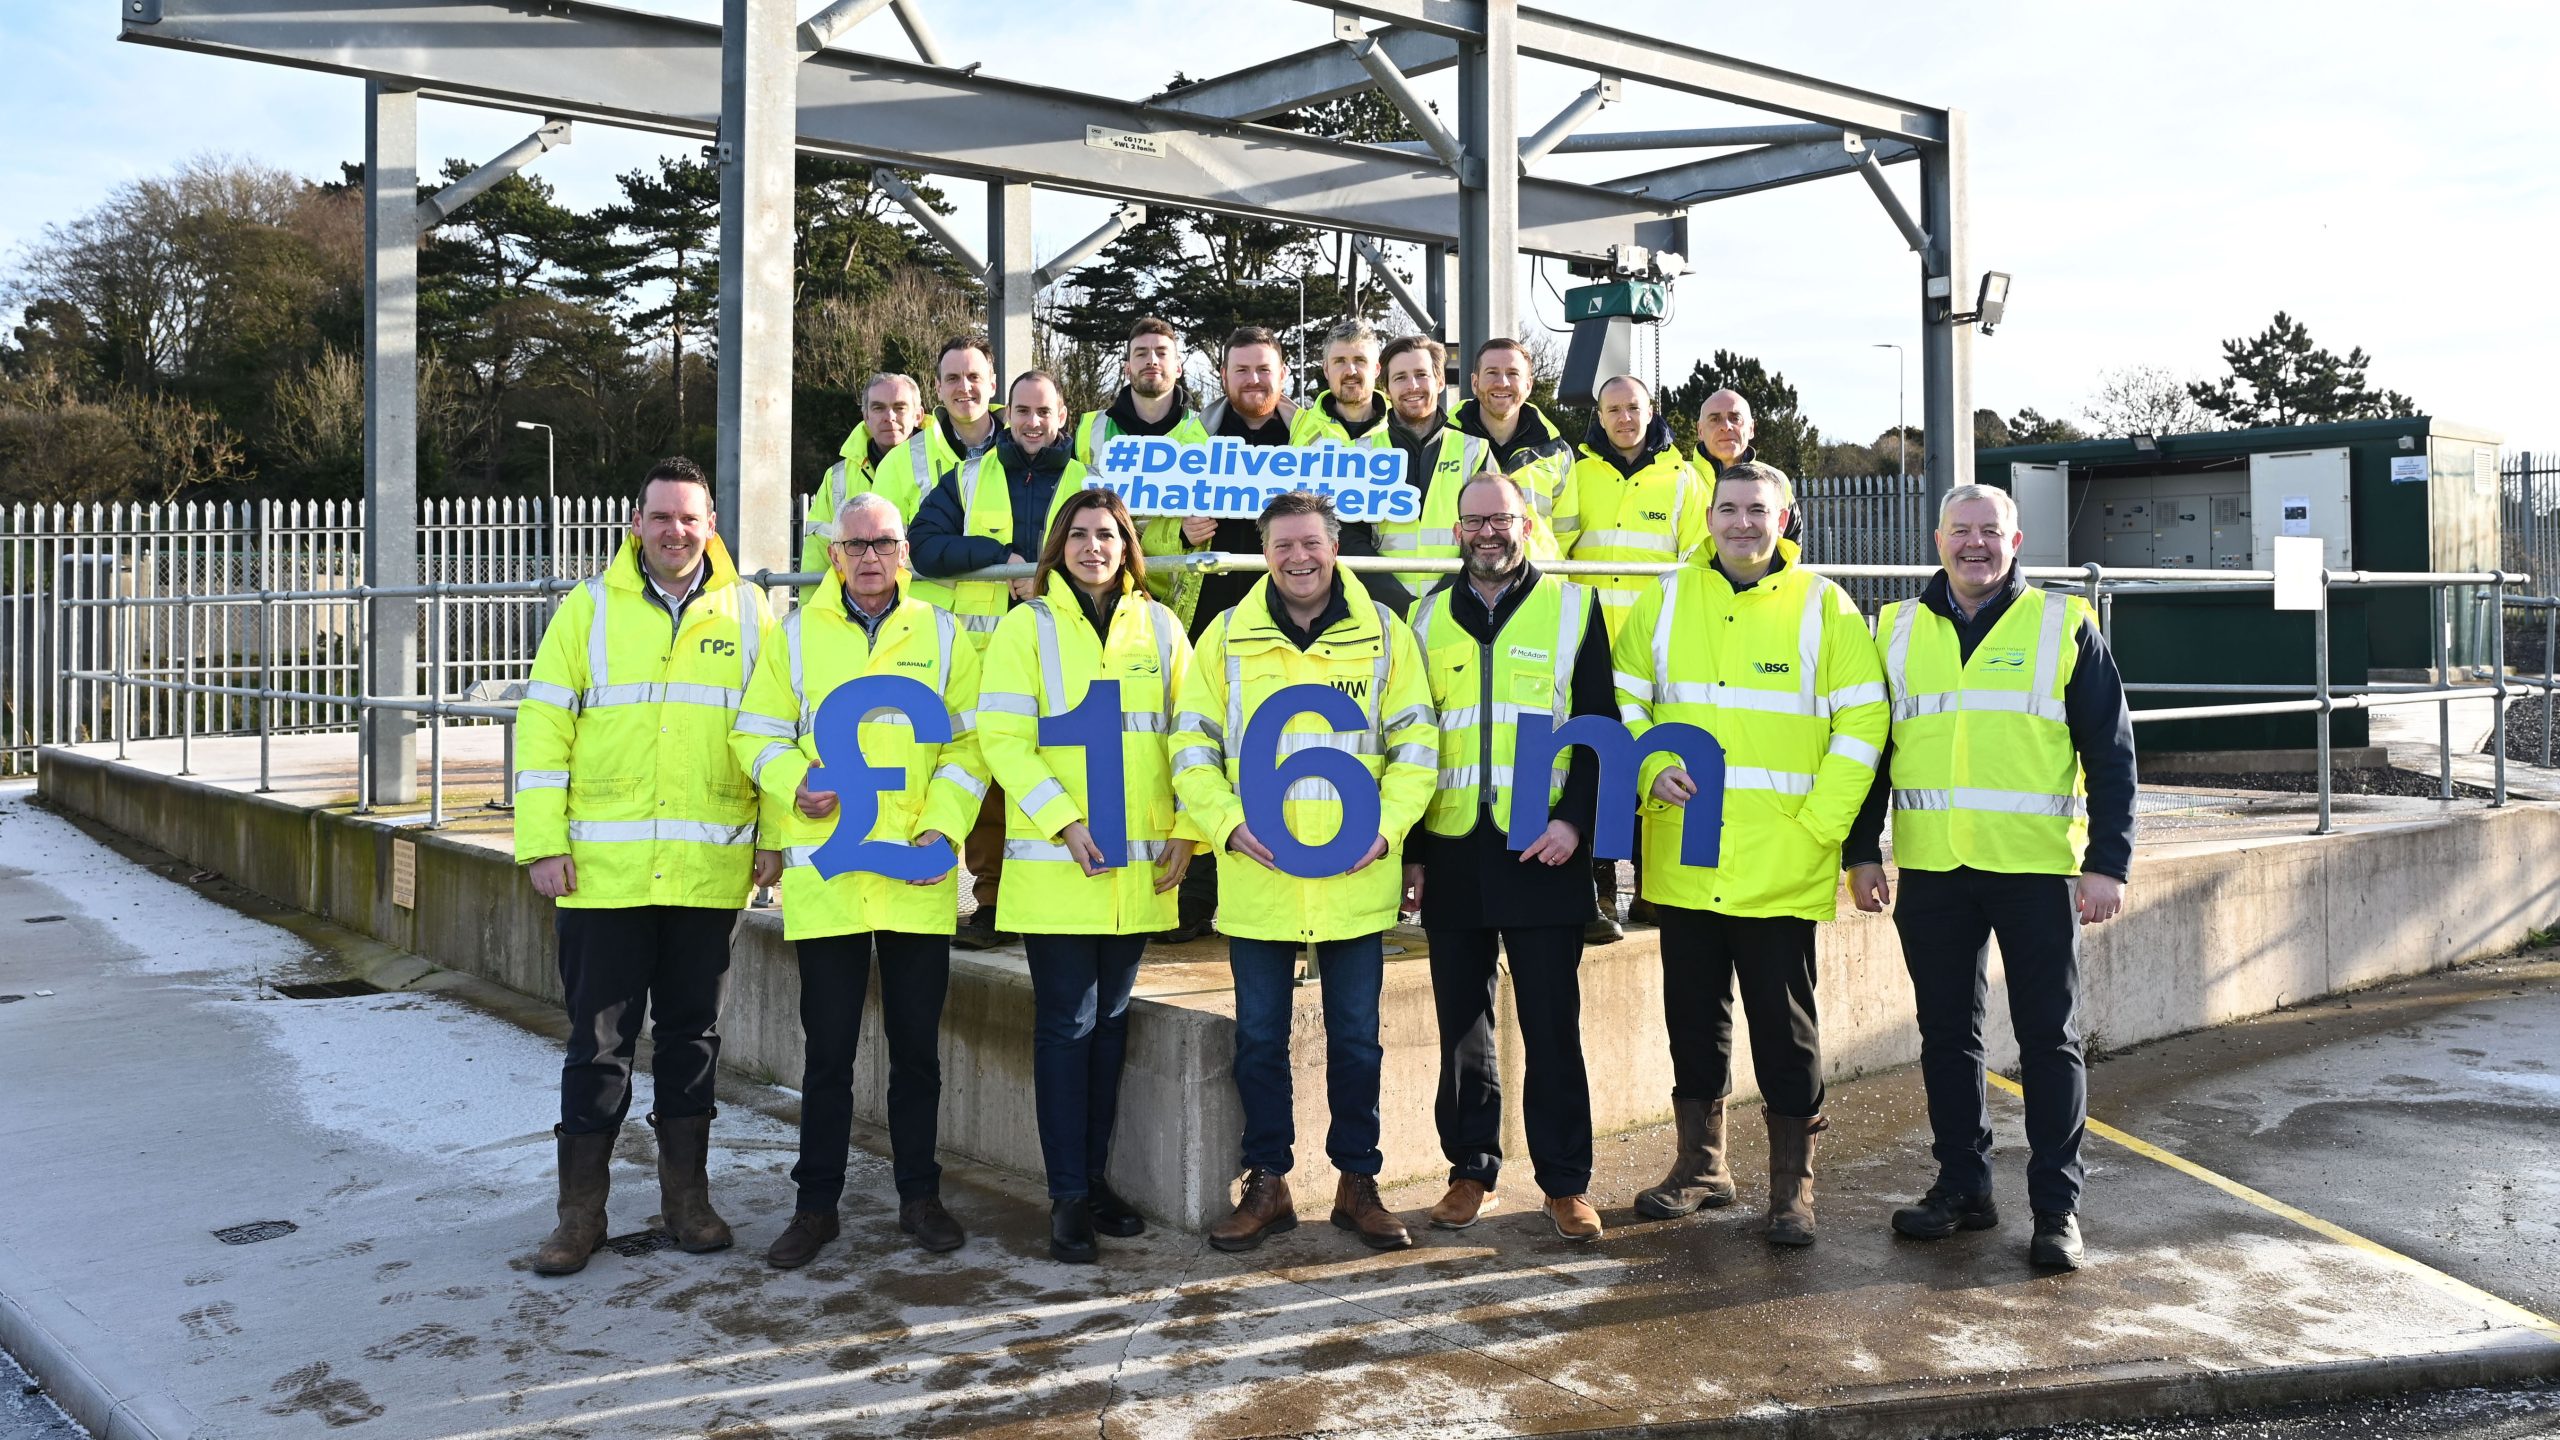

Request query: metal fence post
[
  {"left": 2432, "top": 582, "right": 2451, "bottom": 800},
  {"left": 2491, "top": 583, "right": 2509, "bottom": 808},
  {"left": 2542, "top": 601, "right": 2555, "bottom": 772},
  {"left": 428, "top": 581, "right": 446, "bottom": 829},
  {"left": 257, "top": 591, "right": 275, "bottom": 793},
  {"left": 2313, "top": 570, "right": 2332, "bottom": 836},
  {"left": 179, "top": 593, "right": 195, "bottom": 776},
  {"left": 115, "top": 589, "right": 130, "bottom": 762},
  {"left": 353, "top": 589, "right": 374, "bottom": 815}
]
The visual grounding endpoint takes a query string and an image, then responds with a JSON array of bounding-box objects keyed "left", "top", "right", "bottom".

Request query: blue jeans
[
  {"left": 1227, "top": 935, "right": 1386, "bottom": 1176},
  {"left": 1024, "top": 934, "right": 1147, "bottom": 1200}
]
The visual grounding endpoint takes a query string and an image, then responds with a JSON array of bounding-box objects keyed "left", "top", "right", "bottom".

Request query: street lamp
[
  {"left": 1872, "top": 343, "right": 1907, "bottom": 483},
  {"left": 513, "top": 421, "right": 556, "bottom": 579}
]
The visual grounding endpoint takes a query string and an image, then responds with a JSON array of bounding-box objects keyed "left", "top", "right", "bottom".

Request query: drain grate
[
  {"left": 271, "top": 979, "right": 385, "bottom": 1001},
  {"left": 600, "top": 1230, "right": 678, "bottom": 1258},
  {"left": 0, "top": 996, "right": 21, "bottom": 1005},
  {"left": 212, "top": 1219, "right": 299, "bottom": 1245},
  {"left": 21, "top": 915, "right": 65, "bottom": 924}
]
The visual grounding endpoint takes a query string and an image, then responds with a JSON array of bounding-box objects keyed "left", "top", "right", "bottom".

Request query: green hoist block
[{"left": 1562, "top": 280, "right": 1670, "bottom": 323}]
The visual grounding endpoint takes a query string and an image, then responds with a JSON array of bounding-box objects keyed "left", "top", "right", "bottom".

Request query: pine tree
[{"left": 2187, "top": 312, "right": 2418, "bottom": 428}]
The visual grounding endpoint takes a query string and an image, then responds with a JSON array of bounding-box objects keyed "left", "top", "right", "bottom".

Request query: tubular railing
[{"left": 57, "top": 555, "right": 2550, "bottom": 838}]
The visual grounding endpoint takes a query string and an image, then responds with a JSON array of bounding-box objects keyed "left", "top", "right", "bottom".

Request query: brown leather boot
[
  {"left": 1543, "top": 1195, "right": 1604, "bottom": 1241},
  {"left": 1634, "top": 1097, "right": 1736, "bottom": 1219},
  {"left": 647, "top": 1110, "right": 734, "bottom": 1254},
  {"left": 1765, "top": 1111, "right": 1829, "bottom": 1247},
  {"left": 1428, "top": 1179, "right": 1494, "bottom": 1230},
  {"left": 1330, "top": 1173, "right": 1413, "bottom": 1251},
  {"left": 1208, "top": 1169, "right": 1297, "bottom": 1253},
  {"left": 531, "top": 1127, "right": 615, "bottom": 1276}
]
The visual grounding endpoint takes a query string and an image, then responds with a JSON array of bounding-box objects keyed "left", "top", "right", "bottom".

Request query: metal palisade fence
[
  {"left": 3, "top": 479, "right": 1934, "bottom": 774},
  {"left": 2504, "top": 452, "right": 2560, "bottom": 594},
  {"left": 0, "top": 497, "right": 632, "bottom": 774}
]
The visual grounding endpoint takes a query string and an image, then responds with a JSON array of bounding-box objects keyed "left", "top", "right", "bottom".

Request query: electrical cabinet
[{"left": 2248, "top": 447, "right": 2353, "bottom": 570}]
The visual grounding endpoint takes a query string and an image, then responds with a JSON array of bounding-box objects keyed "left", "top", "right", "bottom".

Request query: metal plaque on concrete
[
  {"left": 2271, "top": 535, "right": 2324, "bottom": 612},
  {"left": 392, "top": 838, "right": 417, "bottom": 909}
]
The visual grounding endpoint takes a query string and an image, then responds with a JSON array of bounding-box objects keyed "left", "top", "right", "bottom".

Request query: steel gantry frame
[{"left": 117, "top": 0, "right": 1977, "bottom": 804}]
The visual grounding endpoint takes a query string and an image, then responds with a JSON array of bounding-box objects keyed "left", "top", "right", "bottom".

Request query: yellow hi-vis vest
[
  {"left": 905, "top": 450, "right": 1090, "bottom": 649},
  {"left": 1288, "top": 390, "right": 1394, "bottom": 448},
  {"left": 1372, "top": 429, "right": 1554, "bottom": 594},
  {"left": 871, "top": 413, "right": 990, "bottom": 525},
  {"left": 1878, "top": 585, "right": 2094, "bottom": 874},
  {"left": 979, "top": 572, "right": 1203, "bottom": 935},
  {"left": 514, "top": 534, "right": 776, "bottom": 909},
  {"left": 1170, "top": 577, "right": 1440, "bottom": 943},
  {"left": 799, "top": 434, "right": 892, "bottom": 583},
  {"left": 1610, "top": 540, "right": 1890, "bottom": 920},
  {"left": 1073, "top": 404, "right": 1212, "bottom": 608},
  {"left": 1410, "top": 573, "right": 1592, "bottom": 838},
  {"left": 729, "top": 581, "right": 988, "bottom": 940},
  {"left": 1562, "top": 443, "right": 1711, "bottom": 642}
]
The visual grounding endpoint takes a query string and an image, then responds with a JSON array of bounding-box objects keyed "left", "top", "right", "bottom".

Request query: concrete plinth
[{"left": 35, "top": 733, "right": 2560, "bottom": 1232}]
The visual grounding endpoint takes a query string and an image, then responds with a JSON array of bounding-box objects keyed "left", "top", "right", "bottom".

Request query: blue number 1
[
  {"left": 801, "top": 673, "right": 958, "bottom": 883},
  {"left": 1038, "top": 680, "right": 1127, "bottom": 870}
]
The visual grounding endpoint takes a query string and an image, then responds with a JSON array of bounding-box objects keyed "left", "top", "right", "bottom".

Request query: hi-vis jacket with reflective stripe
[
  {"left": 799, "top": 433, "right": 889, "bottom": 583},
  {"left": 1876, "top": 586, "right": 2095, "bottom": 874},
  {"left": 513, "top": 534, "right": 776, "bottom": 910},
  {"left": 979, "top": 573, "right": 1201, "bottom": 935},
  {"left": 1411, "top": 574, "right": 1592, "bottom": 838},
  {"left": 905, "top": 450, "right": 1089, "bottom": 648},
  {"left": 1610, "top": 539, "right": 1889, "bottom": 920},
  {"left": 871, "top": 412, "right": 988, "bottom": 525},
  {"left": 1287, "top": 391, "right": 1392, "bottom": 449},
  {"left": 1562, "top": 442, "right": 1711, "bottom": 642},
  {"left": 729, "top": 581, "right": 987, "bottom": 940},
  {"left": 1073, "top": 405, "right": 1207, "bottom": 607},
  {"left": 1171, "top": 577, "right": 1440, "bottom": 943},
  {"left": 1371, "top": 428, "right": 1575, "bottom": 593}
]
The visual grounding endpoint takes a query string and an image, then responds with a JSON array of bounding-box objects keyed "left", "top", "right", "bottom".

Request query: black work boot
[
  {"left": 531, "top": 1126, "right": 615, "bottom": 1276},
  {"left": 900, "top": 1194, "right": 967, "bottom": 1254},
  {"left": 1892, "top": 1185, "right": 2000, "bottom": 1240},
  {"left": 2030, "top": 1211, "right": 2085, "bottom": 1271},
  {"left": 765, "top": 1210, "right": 839, "bottom": 1270},
  {"left": 647, "top": 1110, "right": 734, "bottom": 1253},
  {"left": 1087, "top": 1182, "right": 1146, "bottom": 1238},
  {"left": 1050, "top": 1197, "right": 1099, "bottom": 1264}
]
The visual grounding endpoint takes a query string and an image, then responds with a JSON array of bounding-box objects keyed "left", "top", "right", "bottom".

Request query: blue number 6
[{"left": 1238, "top": 682, "right": 1384, "bottom": 878}]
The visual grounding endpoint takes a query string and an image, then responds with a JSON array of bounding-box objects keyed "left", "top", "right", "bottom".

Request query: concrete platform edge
[{"left": 0, "top": 1238, "right": 219, "bottom": 1440}]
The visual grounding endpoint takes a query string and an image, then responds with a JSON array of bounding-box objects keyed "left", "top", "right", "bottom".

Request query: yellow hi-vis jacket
[
  {"left": 513, "top": 534, "right": 776, "bottom": 909},
  {"left": 729, "top": 580, "right": 988, "bottom": 940},
  {"left": 799, "top": 432, "right": 892, "bottom": 582},
  {"left": 906, "top": 450, "right": 1091, "bottom": 648},
  {"left": 871, "top": 412, "right": 992, "bottom": 524},
  {"left": 1171, "top": 577, "right": 1440, "bottom": 943},
  {"left": 1610, "top": 540, "right": 1890, "bottom": 920},
  {"left": 1288, "top": 390, "right": 1394, "bottom": 449},
  {"left": 1410, "top": 572, "right": 1594, "bottom": 837},
  {"left": 979, "top": 572, "right": 1203, "bottom": 935},
  {"left": 1877, "top": 586, "right": 2095, "bottom": 874},
  {"left": 1369, "top": 426, "right": 1575, "bottom": 595},
  {"left": 1563, "top": 442, "right": 1711, "bottom": 642},
  {"left": 1072, "top": 402, "right": 1207, "bottom": 609}
]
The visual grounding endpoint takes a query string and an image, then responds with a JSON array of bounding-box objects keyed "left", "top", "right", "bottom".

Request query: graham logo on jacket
[
  {"left": 895, "top": 657, "right": 934, "bottom": 669},
  {"left": 1124, "top": 658, "right": 1160, "bottom": 675},
  {"left": 1982, "top": 647, "right": 2028, "bottom": 669},
  {"left": 698, "top": 637, "right": 738, "bottom": 657}
]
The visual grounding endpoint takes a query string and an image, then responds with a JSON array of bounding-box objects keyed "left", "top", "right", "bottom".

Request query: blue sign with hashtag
[{"left": 1085, "top": 437, "right": 1421, "bottom": 522}]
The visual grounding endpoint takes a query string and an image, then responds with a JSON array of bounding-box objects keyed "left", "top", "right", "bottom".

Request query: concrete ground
[{"left": 4, "top": 780, "right": 2558, "bottom": 1440}]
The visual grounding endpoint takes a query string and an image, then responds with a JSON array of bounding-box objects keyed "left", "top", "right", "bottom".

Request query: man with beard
[
  {"left": 1073, "top": 316, "right": 1207, "bottom": 605},
  {"left": 1401, "top": 471, "right": 1613, "bottom": 1241},
  {"left": 1290, "top": 318, "right": 1389, "bottom": 447},
  {"left": 873, "top": 335, "right": 1003, "bottom": 529}
]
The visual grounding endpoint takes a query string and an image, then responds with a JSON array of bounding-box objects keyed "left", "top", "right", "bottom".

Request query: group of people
[{"left": 510, "top": 317, "right": 2137, "bottom": 1280}]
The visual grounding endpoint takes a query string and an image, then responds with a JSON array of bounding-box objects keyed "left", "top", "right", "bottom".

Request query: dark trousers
[
  {"left": 1228, "top": 935, "right": 1385, "bottom": 1176},
  {"left": 1894, "top": 867, "right": 2087, "bottom": 1215},
  {"left": 556, "top": 905, "right": 735, "bottom": 1135},
  {"left": 1024, "top": 934, "right": 1147, "bottom": 1199},
  {"left": 1178, "top": 852, "right": 1217, "bottom": 929},
  {"left": 1655, "top": 906, "right": 1825, "bottom": 1118},
  {"left": 791, "top": 931, "right": 950, "bottom": 1209},
  {"left": 1427, "top": 925, "right": 1594, "bottom": 1198},
  {"left": 964, "top": 787, "right": 1006, "bottom": 918}
]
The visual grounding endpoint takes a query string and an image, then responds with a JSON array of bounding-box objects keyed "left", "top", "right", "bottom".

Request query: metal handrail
[{"left": 48, "top": 549, "right": 2553, "bottom": 835}]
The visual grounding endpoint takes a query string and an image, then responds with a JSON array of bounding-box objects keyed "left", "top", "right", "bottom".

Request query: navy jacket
[{"left": 908, "top": 433, "right": 1074, "bottom": 577}]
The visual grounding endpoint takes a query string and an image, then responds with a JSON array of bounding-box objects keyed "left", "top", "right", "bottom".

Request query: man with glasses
[{"left": 1402, "top": 472, "right": 1615, "bottom": 1240}]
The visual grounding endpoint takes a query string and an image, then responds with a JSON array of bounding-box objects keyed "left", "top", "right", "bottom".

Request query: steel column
[
  {"left": 1916, "top": 109, "right": 1970, "bottom": 513},
  {"left": 363, "top": 81, "right": 420, "bottom": 804},
  {"left": 1455, "top": 0, "right": 1520, "bottom": 359},
  {"left": 715, "top": 0, "right": 796, "bottom": 576},
  {"left": 987, "top": 180, "right": 1038, "bottom": 386},
  {"left": 1424, "top": 245, "right": 1454, "bottom": 347}
]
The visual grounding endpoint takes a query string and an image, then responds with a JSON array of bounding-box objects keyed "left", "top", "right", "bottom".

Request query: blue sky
[{"left": 4, "top": 0, "right": 2554, "bottom": 448}]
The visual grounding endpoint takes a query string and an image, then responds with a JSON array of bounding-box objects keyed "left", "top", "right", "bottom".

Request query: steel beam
[
  {"left": 1919, "top": 109, "right": 1970, "bottom": 511},
  {"left": 1152, "top": 27, "right": 1457, "bottom": 123},
  {"left": 362, "top": 81, "right": 418, "bottom": 804},
  {"left": 1351, "top": 236, "right": 1437, "bottom": 332},
  {"left": 1849, "top": 136, "right": 1932, "bottom": 260},
  {"left": 1424, "top": 244, "right": 1454, "bottom": 346},
  {"left": 1549, "top": 123, "right": 1837, "bottom": 153},
  {"left": 1603, "top": 135, "right": 1916, "bottom": 203},
  {"left": 1306, "top": 0, "right": 1947, "bottom": 144},
  {"left": 415, "top": 118, "right": 571, "bottom": 229},
  {"left": 715, "top": 0, "right": 795, "bottom": 576},
  {"left": 797, "top": 0, "right": 894, "bottom": 55},
  {"left": 118, "top": 0, "right": 1682, "bottom": 261},
  {"left": 1340, "top": 15, "right": 1471, "bottom": 179},
  {"left": 1517, "top": 75, "right": 1615, "bottom": 170},
  {"left": 1455, "top": 0, "right": 1520, "bottom": 357},
  {"left": 887, "top": 0, "right": 947, "bottom": 67},
  {"left": 872, "top": 167, "right": 988, "bottom": 274},
  {"left": 987, "top": 181, "right": 1037, "bottom": 384},
  {"left": 1036, "top": 203, "right": 1145, "bottom": 289}
]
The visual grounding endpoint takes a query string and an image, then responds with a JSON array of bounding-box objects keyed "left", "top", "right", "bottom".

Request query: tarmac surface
[{"left": 2, "top": 779, "right": 2557, "bottom": 1439}]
